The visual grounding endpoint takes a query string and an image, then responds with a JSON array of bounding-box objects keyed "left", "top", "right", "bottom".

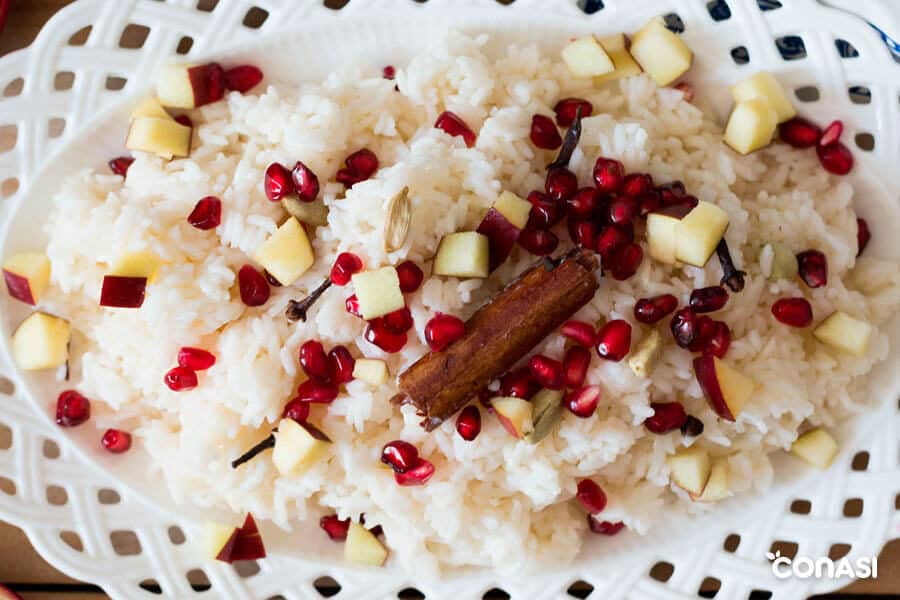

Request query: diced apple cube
[
  {"left": 272, "top": 419, "right": 332, "bottom": 476},
  {"left": 12, "top": 312, "right": 70, "bottom": 370},
  {"left": 646, "top": 203, "right": 694, "bottom": 264},
  {"left": 112, "top": 251, "right": 161, "bottom": 283},
  {"left": 254, "top": 217, "right": 315, "bottom": 286},
  {"left": 693, "top": 355, "right": 754, "bottom": 421},
  {"left": 3, "top": 252, "right": 50, "bottom": 305},
  {"left": 562, "top": 36, "right": 615, "bottom": 78},
  {"left": 594, "top": 33, "right": 643, "bottom": 84},
  {"left": 494, "top": 191, "right": 531, "bottom": 230},
  {"left": 675, "top": 201, "right": 729, "bottom": 267},
  {"left": 215, "top": 514, "right": 266, "bottom": 563},
  {"left": 131, "top": 97, "right": 172, "bottom": 121},
  {"left": 344, "top": 522, "right": 388, "bottom": 567},
  {"left": 351, "top": 266, "right": 405, "bottom": 320},
  {"left": 667, "top": 445, "right": 711, "bottom": 495},
  {"left": 630, "top": 18, "right": 693, "bottom": 86},
  {"left": 790, "top": 428, "right": 838, "bottom": 469},
  {"left": 125, "top": 117, "right": 191, "bottom": 159},
  {"left": 813, "top": 311, "right": 872, "bottom": 356},
  {"left": 352, "top": 358, "right": 389, "bottom": 386},
  {"left": 156, "top": 63, "right": 225, "bottom": 109},
  {"left": 724, "top": 98, "right": 778, "bottom": 155},
  {"left": 433, "top": 232, "right": 490, "bottom": 279},
  {"left": 764, "top": 241, "right": 798, "bottom": 281},
  {"left": 198, "top": 521, "right": 235, "bottom": 559},
  {"left": 691, "top": 459, "right": 730, "bottom": 502},
  {"left": 492, "top": 396, "right": 533, "bottom": 439},
  {"left": 731, "top": 71, "right": 796, "bottom": 123}
]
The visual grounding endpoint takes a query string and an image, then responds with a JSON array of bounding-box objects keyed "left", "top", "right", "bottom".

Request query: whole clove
[
  {"left": 716, "top": 239, "right": 746, "bottom": 292},
  {"left": 286, "top": 279, "right": 332, "bottom": 322},
  {"left": 547, "top": 105, "right": 584, "bottom": 170},
  {"left": 231, "top": 432, "right": 276, "bottom": 469}
]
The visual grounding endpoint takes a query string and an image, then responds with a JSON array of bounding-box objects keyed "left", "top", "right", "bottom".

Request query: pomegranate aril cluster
[
  {"left": 298, "top": 340, "right": 356, "bottom": 391},
  {"left": 330, "top": 252, "right": 363, "bottom": 286},
  {"left": 778, "top": 117, "right": 853, "bottom": 175},
  {"left": 381, "top": 440, "right": 434, "bottom": 486},
  {"left": 165, "top": 346, "right": 216, "bottom": 391},
  {"left": 336, "top": 149, "right": 379, "bottom": 187}
]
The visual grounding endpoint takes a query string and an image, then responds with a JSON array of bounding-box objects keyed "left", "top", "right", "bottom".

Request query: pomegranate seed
[
  {"left": 345, "top": 294, "right": 361, "bottom": 317},
  {"left": 545, "top": 167, "right": 579, "bottom": 202},
  {"left": 177, "top": 347, "right": 216, "bottom": 371},
  {"left": 187, "top": 196, "right": 222, "bottom": 230},
  {"left": 291, "top": 161, "right": 320, "bottom": 202},
  {"left": 55, "top": 390, "right": 90, "bottom": 427},
  {"left": 299, "top": 340, "right": 332, "bottom": 382},
  {"left": 588, "top": 518, "right": 625, "bottom": 535},
  {"left": 644, "top": 402, "right": 688, "bottom": 434},
  {"left": 779, "top": 117, "right": 822, "bottom": 148},
  {"left": 688, "top": 315, "right": 716, "bottom": 353},
  {"left": 608, "top": 243, "right": 643, "bottom": 281},
  {"left": 819, "top": 120, "right": 843, "bottom": 147},
  {"left": 425, "top": 313, "right": 465, "bottom": 351},
  {"left": 561, "top": 320, "right": 596, "bottom": 347},
  {"left": 329, "top": 345, "right": 355, "bottom": 384},
  {"left": 320, "top": 514, "right": 351, "bottom": 541},
  {"left": 637, "top": 191, "right": 662, "bottom": 216},
  {"left": 689, "top": 286, "right": 729, "bottom": 313},
  {"left": 434, "top": 111, "right": 476, "bottom": 148},
  {"left": 566, "top": 187, "right": 601, "bottom": 218},
  {"left": 797, "top": 250, "right": 828, "bottom": 288},
  {"left": 573, "top": 220, "right": 599, "bottom": 248},
  {"left": 396, "top": 261, "right": 424, "bottom": 293},
  {"left": 554, "top": 98, "right": 593, "bottom": 127},
  {"left": 857, "top": 218, "right": 870, "bottom": 257},
  {"left": 527, "top": 191, "right": 564, "bottom": 229},
  {"left": 382, "top": 65, "right": 396, "bottom": 80},
  {"left": 576, "top": 479, "right": 607, "bottom": 513},
  {"left": 164, "top": 367, "right": 198, "bottom": 391},
  {"left": 563, "top": 345, "right": 591, "bottom": 388},
  {"left": 101, "top": 429, "right": 132, "bottom": 453},
  {"left": 607, "top": 196, "right": 638, "bottom": 224},
  {"left": 817, "top": 141, "right": 853, "bottom": 175},
  {"left": 566, "top": 385, "right": 601, "bottom": 418},
  {"left": 174, "top": 114, "right": 193, "bottom": 128},
  {"left": 634, "top": 294, "right": 678, "bottom": 324},
  {"left": 705, "top": 321, "right": 731, "bottom": 358},
  {"left": 681, "top": 415, "right": 705, "bottom": 437},
  {"left": 264, "top": 162, "right": 294, "bottom": 201},
  {"left": 518, "top": 228, "right": 559, "bottom": 255},
  {"left": 530, "top": 114, "right": 563, "bottom": 149},
  {"left": 383, "top": 306, "right": 414, "bottom": 333},
  {"left": 364, "top": 321, "right": 407, "bottom": 353},
  {"left": 264, "top": 270, "right": 282, "bottom": 287},
  {"left": 621, "top": 173, "right": 654, "bottom": 197},
  {"left": 394, "top": 458, "right": 435, "bottom": 486},
  {"left": 674, "top": 82, "right": 694, "bottom": 102},
  {"left": 670, "top": 307, "right": 699, "bottom": 348},
  {"left": 593, "top": 157, "right": 625, "bottom": 194},
  {"left": 282, "top": 398, "right": 310, "bottom": 423},
  {"left": 108, "top": 156, "right": 134, "bottom": 177},
  {"left": 238, "top": 265, "right": 270, "bottom": 306},
  {"left": 501, "top": 368, "right": 539, "bottom": 399},
  {"left": 296, "top": 379, "right": 339, "bottom": 404},
  {"left": 456, "top": 405, "right": 482, "bottom": 441},
  {"left": 528, "top": 355, "right": 564, "bottom": 390},
  {"left": 381, "top": 440, "right": 419, "bottom": 473},
  {"left": 223, "top": 65, "right": 263, "bottom": 92},
  {"left": 330, "top": 252, "right": 363, "bottom": 286},
  {"left": 336, "top": 149, "right": 379, "bottom": 187},
  {"left": 595, "top": 320, "right": 631, "bottom": 361},
  {"left": 594, "top": 224, "right": 632, "bottom": 259},
  {"left": 771, "top": 297, "right": 813, "bottom": 327}
]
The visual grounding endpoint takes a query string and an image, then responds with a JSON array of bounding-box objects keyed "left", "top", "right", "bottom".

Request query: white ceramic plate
[{"left": 0, "top": 1, "right": 898, "bottom": 598}]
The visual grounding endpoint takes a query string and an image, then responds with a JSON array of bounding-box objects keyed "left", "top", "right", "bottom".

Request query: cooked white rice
[{"left": 41, "top": 31, "right": 900, "bottom": 575}]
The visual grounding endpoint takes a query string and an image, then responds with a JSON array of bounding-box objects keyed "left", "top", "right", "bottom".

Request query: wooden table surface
[{"left": 0, "top": 1, "right": 899, "bottom": 598}]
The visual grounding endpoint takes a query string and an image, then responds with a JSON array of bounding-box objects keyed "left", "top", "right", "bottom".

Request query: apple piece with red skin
[
  {"left": 2, "top": 252, "right": 50, "bottom": 305},
  {"left": 492, "top": 396, "right": 533, "bottom": 439},
  {"left": 477, "top": 208, "right": 520, "bottom": 271},
  {"left": 100, "top": 275, "right": 147, "bottom": 308},
  {"left": 693, "top": 355, "right": 755, "bottom": 421},
  {"left": 646, "top": 202, "right": 694, "bottom": 264},
  {"left": 216, "top": 514, "right": 266, "bottom": 563},
  {"left": 156, "top": 63, "right": 225, "bottom": 109},
  {"left": 0, "top": 585, "right": 22, "bottom": 600}
]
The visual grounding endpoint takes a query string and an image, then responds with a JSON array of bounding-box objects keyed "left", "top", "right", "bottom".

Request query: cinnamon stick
[{"left": 398, "top": 248, "right": 600, "bottom": 430}]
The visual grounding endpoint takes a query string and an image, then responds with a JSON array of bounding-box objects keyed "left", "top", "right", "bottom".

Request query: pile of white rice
[{"left": 41, "top": 32, "right": 900, "bottom": 575}]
